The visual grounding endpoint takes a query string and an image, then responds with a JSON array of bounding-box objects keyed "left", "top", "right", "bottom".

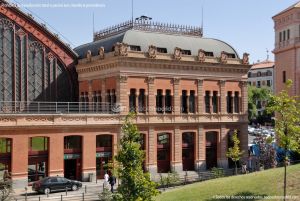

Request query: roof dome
[{"left": 74, "top": 22, "right": 239, "bottom": 60}]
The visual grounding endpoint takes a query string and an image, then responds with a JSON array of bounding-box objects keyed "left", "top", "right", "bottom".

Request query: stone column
[
  {"left": 195, "top": 125, "right": 206, "bottom": 171},
  {"left": 147, "top": 77, "right": 155, "bottom": 115},
  {"left": 81, "top": 134, "right": 96, "bottom": 182},
  {"left": 117, "top": 75, "right": 128, "bottom": 115},
  {"left": 11, "top": 135, "right": 28, "bottom": 188},
  {"left": 197, "top": 79, "right": 204, "bottom": 114},
  {"left": 173, "top": 78, "right": 180, "bottom": 115},
  {"left": 218, "top": 125, "right": 228, "bottom": 169},
  {"left": 147, "top": 127, "right": 157, "bottom": 174},
  {"left": 88, "top": 80, "right": 93, "bottom": 111},
  {"left": 101, "top": 79, "right": 106, "bottom": 112},
  {"left": 219, "top": 80, "right": 226, "bottom": 114},
  {"left": 240, "top": 81, "right": 248, "bottom": 114},
  {"left": 48, "top": 134, "right": 64, "bottom": 178},
  {"left": 172, "top": 127, "right": 182, "bottom": 172}
]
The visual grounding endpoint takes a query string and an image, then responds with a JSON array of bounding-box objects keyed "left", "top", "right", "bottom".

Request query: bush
[
  {"left": 158, "top": 171, "right": 180, "bottom": 188},
  {"left": 98, "top": 187, "right": 113, "bottom": 201},
  {"left": 211, "top": 167, "right": 224, "bottom": 178}
]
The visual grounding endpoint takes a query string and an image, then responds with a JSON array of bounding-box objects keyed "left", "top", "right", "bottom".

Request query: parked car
[
  {"left": 32, "top": 176, "right": 82, "bottom": 194},
  {"left": 248, "top": 126, "right": 255, "bottom": 135}
]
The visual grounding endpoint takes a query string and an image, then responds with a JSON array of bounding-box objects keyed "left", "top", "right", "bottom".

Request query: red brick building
[{"left": 0, "top": 1, "right": 250, "bottom": 188}]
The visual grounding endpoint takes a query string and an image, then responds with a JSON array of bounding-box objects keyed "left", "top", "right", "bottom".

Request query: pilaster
[
  {"left": 197, "top": 79, "right": 204, "bottom": 114},
  {"left": 171, "top": 126, "right": 182, "bottom": 172},
  {"left": 147, "top": 77, "right": 155, "bottom": 115},
  {"left": 220, "top": 80, "right": 226, "bottom": 114},
  {"left": 195, "top": 125, "right": 206, "bottom": 171},
  {"left": 218, "top": 125, "right": 228, "bottom": 169},
  {"left": 147, "top": 127, "right": 157, "bottom": 174}
]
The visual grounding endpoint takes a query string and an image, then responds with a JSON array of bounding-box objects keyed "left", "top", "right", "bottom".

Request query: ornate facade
[{"left": 0, "top": 1, "right": 250, "bottom": 189}]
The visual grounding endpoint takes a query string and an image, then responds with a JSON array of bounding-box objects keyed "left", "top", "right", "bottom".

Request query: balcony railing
[{"left": 0, "top": 101, "right": 118, "bottom": 114}]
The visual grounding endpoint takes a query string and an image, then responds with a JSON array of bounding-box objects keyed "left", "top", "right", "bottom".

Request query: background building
[
  {"left": 273, "top": 1, "right": 300, "bottom": 95},
  {"left": 248, "top": 60, "right": 274, "bottom": 116},
  {"left": 0, "top": 1, "right": 250, "bottom": 188}
]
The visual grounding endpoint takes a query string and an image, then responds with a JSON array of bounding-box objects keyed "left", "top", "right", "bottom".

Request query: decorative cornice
[
  {"left": 172, "top": 77, "right": 180, "bottom": 85},
  {"left": 118, "top": 75, "right": 128, "bottom": 83}
]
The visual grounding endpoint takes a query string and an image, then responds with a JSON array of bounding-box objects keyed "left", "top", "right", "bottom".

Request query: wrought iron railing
[
  {"left": 0, "top": 101, "right": 118, "bottom": 114},
  {"left": 93, "top": 19, "right": 203, "bottom": 41}
]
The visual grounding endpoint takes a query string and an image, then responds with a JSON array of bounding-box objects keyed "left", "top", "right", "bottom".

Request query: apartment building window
[
  {"left": 280, "top": 32, "right": 282, "bottom": 42},
  {"left": 156, "top": 89, "right": 164, "bottom": 113},
  {"left": 287, "top": 29, "right": 290, "bottom": 40},
  {"left": 129, "top": 89, "right": 136, "bottom": 112},
  {"left": 165, "top": 90, "right": 172, "bottom": 113},
  {"left": 227, "top": 91, "right": 233, "bottom": 114},
  {"left": 181, "top": 90, "right": 188, "bottom": 113},
  {"left": 138, "top": 89, "right": 146, "bottom": 113},
  {"left": 205, "top": 91, "right": 210, "bottom": 113},
  {"left": 257, "top": 81, "right": 261, "bottom": 88},
  {"left": 267, "top": 80, "right": 271, "bottom": 87},
  {"left": 189, "top": 90, "right": 196, "bottom": 113},
  {"left": 283, "top": 30, "right": 286, "bottom": 41},
  {"left": 234, "top": 92, "right": 240, "bottom": 113},
  {"left": 212, "top": 91, "right": 218, "bottom": 113}
]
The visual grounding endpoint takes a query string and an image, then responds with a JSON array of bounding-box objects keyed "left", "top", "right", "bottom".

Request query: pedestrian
[
  {"left": 104, "top": 171, "right": 109, "bottom": 187},
  {"left": 108, "top": 174, "right": 116, "bottom": 193}
]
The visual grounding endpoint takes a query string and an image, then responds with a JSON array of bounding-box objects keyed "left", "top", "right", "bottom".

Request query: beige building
[{"left": 273, "top": 1, "right": 300, "bottom": 95}]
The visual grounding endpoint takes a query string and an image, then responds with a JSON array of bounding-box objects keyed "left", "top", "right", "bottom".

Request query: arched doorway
[
  {"left": 28, "top": 137, "right": 48, "bottom": 183},
  {"left": 157, "top": 133, "right": 171, "bottom": 173},
  {"left": 64, "top": 136, "right": 82, "bottom": 180},
  {"left": 206, "top": 132, "right": 218, "bottom": 170},
  {"left": 96, "top": 135, "right": 113, "bottom": 179},
  {"left": 182, "top": 132, "right": 195, "bottom": 171},
  {"left": 0, "top": 138, "right": 11, "bottom": 179}
]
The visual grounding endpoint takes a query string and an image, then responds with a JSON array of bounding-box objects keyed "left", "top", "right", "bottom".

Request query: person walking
[
  {"left": 104, "top": 171, "right": 109, "bottom": 188},
  {"left": 108, "top": 174, "right": 116, "bottom": 193}
]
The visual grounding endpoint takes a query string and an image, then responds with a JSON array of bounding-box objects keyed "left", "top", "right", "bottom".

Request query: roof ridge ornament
[{"left": 93, "top": 19, "right": 203, "bottom": 41}]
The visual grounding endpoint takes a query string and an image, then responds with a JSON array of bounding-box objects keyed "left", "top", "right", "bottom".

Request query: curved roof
[{"left": 74, "top": 29, "right": 239, "bottom": 59}]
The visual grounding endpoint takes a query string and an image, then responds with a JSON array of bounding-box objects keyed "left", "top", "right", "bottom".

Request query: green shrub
[{"left": 211, "top": 167, "right": 224, "bottom": 178}]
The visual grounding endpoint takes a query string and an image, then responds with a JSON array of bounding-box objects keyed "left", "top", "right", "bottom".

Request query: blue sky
[{"left": 12, "top": 0, "right": 299, "bottom": 63}]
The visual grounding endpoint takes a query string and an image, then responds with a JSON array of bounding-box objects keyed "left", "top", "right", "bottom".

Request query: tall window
[
  {"left": 283, "top": 71, "right": 286, "bottom": 83},
  {"left": 111, "top": 89, "right": 116, "bottom": 106},
  {"left": 93, "top": 91, "right": 101, "bottom": 112},
  {"left": 227, "top": 91, "right": 233, "bottom": 114},
  {"left": 189, "top": 90, "right": 195, "bottom": 113},
  {"left": 283, "top": 30, "right": 286, "bottom": 41},
  {"left": 29, "top": 137, "right": 48, "bottom": 152},
  {"left": 156, "top": 89, "right": 164, "bottom": 113},
  {"left": 0, "top": 138, "right": 11, "bottom": 154},
  {"left": 287, "top": 29, "right": 290, "bottom": 40},
  {"left": 205, "top": 91, "right": 210, "bottom": 113},
  {"left": 279, "top": 32, "right": 282, "bottom": 42},
  {"left": 165, "top": 90, "right": 172, "bottom": 113},
  {"left": 138, "top": 89, "right": 146, "bottom": 113},
  {"left": 181, "top": 90, "right": 188, "bottom": 113},
  {"left": 212, "top": 91, "right": 218, "bottom": 113},
  {"left": 267, "top": 80, "right": 271, "bottom": 87},
  {"left": 234, "top": 92, "right": 240, "bottom": 113},
  {"left": 80, "top": 92, "right": 89, "bottom": 111},
  {"left": 257, "top": 81, "right": 261, "bottom": 88},
  {"left": 129, "top": 89, "right": 136, "bottom": 112}
]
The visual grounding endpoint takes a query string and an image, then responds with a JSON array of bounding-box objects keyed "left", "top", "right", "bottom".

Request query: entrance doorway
[
  {"left": 157, "top": 133, "right": 171, "bottom": 173},
  {"left": 206, "top": 132, "right": 218, "bottom": 170},
  {"left": 182, "top": 132, "right": 195, "bottom": 171},
  {"left": 96, "top": 135, "right": 113, "bottom": 179},
  {"left": 64, "top": 136, "right": 82, "bottom": 181},
  {"left": 64, "top": 159, "right": 80, "bottom": 180}
]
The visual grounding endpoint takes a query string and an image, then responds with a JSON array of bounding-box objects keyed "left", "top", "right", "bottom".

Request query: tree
[
  {"left": 266, "top": 79, "right": 300, "bottom": 201},
  {"left": 226, "top": 130, "right": 244, "bottom": 175},
  {"left": 115, "top": 113, "right": 159, "bottom": 201},
  {"left": 248, "top": 85, "right": 272, "bottom": 123}
]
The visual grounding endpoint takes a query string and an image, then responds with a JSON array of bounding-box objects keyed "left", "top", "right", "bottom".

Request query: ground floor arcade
[{"left": 0, "top": 123, "right": 247, "bottom": 188}]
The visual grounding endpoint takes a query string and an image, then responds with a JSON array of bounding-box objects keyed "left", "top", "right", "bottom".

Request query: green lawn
[{"left": 156, "top": 164, "right": 300, "bottom": 201}]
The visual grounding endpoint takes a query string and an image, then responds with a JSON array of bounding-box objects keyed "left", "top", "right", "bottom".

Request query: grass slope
[{"left": 156, "top": 164, "right": 300, "bottom": 201}]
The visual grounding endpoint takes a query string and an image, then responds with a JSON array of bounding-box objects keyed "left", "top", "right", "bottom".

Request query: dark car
[{"left": 32, "top": 177, "right": 82, "bottom": 194}]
